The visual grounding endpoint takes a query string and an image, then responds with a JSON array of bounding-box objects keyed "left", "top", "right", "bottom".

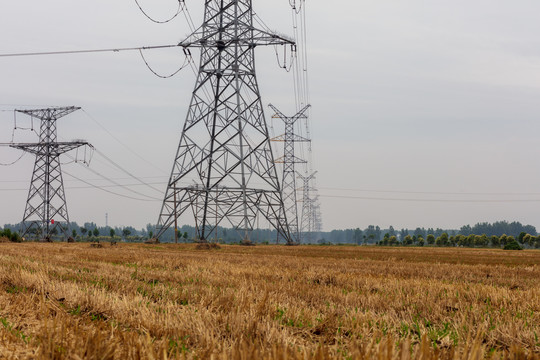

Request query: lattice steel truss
[
  {"left": 270, "top": 104, "right": 310, "bottom": 243},
  {"left": 155, "top": 0, "right": 295, "bottom": 244},
  {"left": 297, "top": 170, "right": 317, "bottom": 243},
  {"left": 10, "top": 107, "right": 91, "bottom": 240},
  {"left": 312, "top": 196, "right": 323, "bottom": 234}
]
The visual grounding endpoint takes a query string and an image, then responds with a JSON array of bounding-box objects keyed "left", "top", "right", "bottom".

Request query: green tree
[
  {"left": 490, "top": 235, "right": 500, "bottom": 247},
  {"left": 404, "top": 235, "right": 413, "bottom": 246},
  {"left": 183, "top": 232, "right": 189, "bottom": 243},
  {"left": 523, "top": 234, "right": 532, "bottom": 247},
  {"left": 400, "top": 228, "right": 409, "bottom": 241},
  {"left": 93, "top": 228, "right": 99, "bottom": 237},
  {"left": 2, "top": 228, "right": 12, "bottom": 239},
  {"left": 122, "top": 228, "right": 131, "bottom": 239},
  {"left": 474, "top": 235, "right": 484, "bottom": 247},
  {"left": 110, "top": 228, "right": 115, "bottom": 239},
  {"left": 9, "top": 231, "right": 22, "bottom": 243},
  {"left": 466, "top": 234, "right": 475, "bottom": 247},
  {"left": 426, "top": 234, "right": 435, "bottom": 245},
  {"left": 440, "top": 233, "right": 449, "bottom": 246},
  {"left": 503, "top": 238, "right": 522, "bottom": 250},
  {"left": 500, "top": 234, "right": 508, "bottom": 247},
  {"left": 72, "top": 229, "right": 77, "bottom": 238},
  {"left": 518, "top": 232, "right": 527, "bottom": 245},
  {"left": 80, "top": 227, "right": 88, "bottom": 237}
]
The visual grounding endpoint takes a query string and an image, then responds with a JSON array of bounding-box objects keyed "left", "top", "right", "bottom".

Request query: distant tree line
[
  {"left": 1, "top": 220, "right": 538, "bottom": 246},
  {"left": 317, "top": 221, "right": 537, "bottom": 245},
  {"left": 377, "top": 232, "right": 538, "bottom": 249},
  {"left": 0, "top": 222, "right": 284, "bottom": 244}
]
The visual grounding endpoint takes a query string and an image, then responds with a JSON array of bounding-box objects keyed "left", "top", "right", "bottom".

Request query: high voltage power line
[
  {"left": 318, "top": 194, "right": 540, "bottom": 203},
  {"left": 63, "top": 170, "right": 161, "bottom": 202},
  {"left": 133, "top": 0, "right": 185, "bottom": 24},
  {"left": 0, "top": 44, "right": 181, "bottom": 58},
  {"left": 80, "top": 110, "right": 167, "bottom": 175}
]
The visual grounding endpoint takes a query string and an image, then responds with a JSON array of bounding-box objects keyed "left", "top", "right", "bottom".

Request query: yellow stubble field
[{"left": 0, "top": 243, "right": 538, "bottom": 359}]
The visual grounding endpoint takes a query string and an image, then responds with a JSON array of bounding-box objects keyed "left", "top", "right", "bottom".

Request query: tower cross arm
[
  {"left": 269, "top": 104, "right": 311, "bottom": 121},
  {"left": 10, "top": 141, "right": 92, "bottom": 156},
  {"left": 297, "top": 171, "right": 318, "bottom": 182},
  {"left": 178, "top": 26, "right": 294, "bottom": 48},
  {"left": 274, "top": 155, "right": 308, "bottom": 164},
  {"left": 268, "top": 104, "right": 287, "bottom": 120},
  {"left": 271, "top": 134, "right": 310, "bottom": 142},
  {"left": 16, "top": 106, "right": 81, "bottom": 121}
]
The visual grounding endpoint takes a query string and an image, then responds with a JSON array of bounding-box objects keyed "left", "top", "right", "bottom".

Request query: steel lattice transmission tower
[
  {"left": 269, "top": 104, "right": 310, "bottom": 243},
  {"left": 10, "top": 107, "right": 91, "bottom": 241},
  {"left": 312, "top": 196, "right": 323, "bottom": 235},
  {"left": 155, "top": 0, "right": 295, "bottom": 244},
  {"left": 297, "top": 170, "right": 317, "bottom": 243}
]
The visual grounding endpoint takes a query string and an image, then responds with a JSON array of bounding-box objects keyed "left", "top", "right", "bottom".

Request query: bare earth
[{"left": 0, "top": 243, "right": 538, "bottom": 359}]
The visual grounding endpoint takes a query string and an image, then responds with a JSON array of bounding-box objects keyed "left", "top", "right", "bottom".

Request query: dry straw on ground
[{"left": 0, "top": 243, "right": 538, "bottom": 359}]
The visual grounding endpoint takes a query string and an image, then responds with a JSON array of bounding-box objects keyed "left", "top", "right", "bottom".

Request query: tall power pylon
[
  {"left": 297, "top": 170, "right": 317, "bottom": 243},
  {"left": 312, "top": 196, "right": 323, "bottom": 235},
  {"left": 155, "top": 0, "right": 295, "bottom": 244},
  {"left": 10, "top": 107, "right": 91, "bottom": 240},
  {"left": 270, "top": 104, "right": 310, "bottom": 243}
]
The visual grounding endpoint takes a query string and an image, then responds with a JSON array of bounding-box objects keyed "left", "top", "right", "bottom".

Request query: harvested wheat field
[{"left": 0, "top": 243, "right": 538, "bottom": 359}]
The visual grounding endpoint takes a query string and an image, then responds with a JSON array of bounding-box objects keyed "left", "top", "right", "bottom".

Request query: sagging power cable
[
  {"left": 0, "top": 152, "right": 25, "bottom": 166},
  {"left": 66, "top": 154, "right": 162, "bottom": 201},
  {"left": 93, "top": 149, "right": 163, "bottom": 194},
  {"left": 134, "top": 0, "right": 185, "bottom": 24},
  {"left": 82, "top": 110, "right": 166, "bottom": 174},
  {"left": 63, "top": 170, "right": 160, "bottom": 202},
  {"left": 138, "top": 48, "right": 192, "bottom": 78}
]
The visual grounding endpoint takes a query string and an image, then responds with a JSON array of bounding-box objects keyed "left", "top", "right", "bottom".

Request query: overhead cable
[
  {"left": 0, "top": 152, "right": 25, "bottom": 166},
  {"left": 81, "top": 110, "right": 167, "bottom": 174},
  {"left": 318, "top": 186, "right": 540, "bottom": 197},
  {"left": 93, "top": 149, "right": 163, "bottom": 194},
  {"left": 319, "top": 194, "right": 540, "bottom": 203},
  {"left": 138, "top": 48, "right": 192, "bottom": 78},
  {"left": 63, "top": 170, "right": 160, "bottom": 202},
  {"left": 66, "top": 153, "right": 161, "bottom": 200},
  {"left": 134, "top": 0, "right": 185, "bottom": 24},
  {"left": 0, "top": 44, "right": 180, "bottom": 58}
]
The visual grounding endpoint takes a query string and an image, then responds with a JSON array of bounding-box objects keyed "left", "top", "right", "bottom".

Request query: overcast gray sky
[{"left": 1, "top": 0, "right": 540, "bottom": 232}]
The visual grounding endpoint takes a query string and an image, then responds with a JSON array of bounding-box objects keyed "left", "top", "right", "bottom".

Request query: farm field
[{"left": 0, "top": 243, "right": 538, "bottom": 359}]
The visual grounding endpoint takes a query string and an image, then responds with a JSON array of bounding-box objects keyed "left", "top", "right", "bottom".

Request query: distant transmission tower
[
  {"left": 10, "top": 107, "right": 91, "bottom": 241},
  {"left": 297, "top": 171, "right": 317, "bottom": 243},
  {"left": 312, "top": 196, "right": 323, "bottom": 236},
  {"left": 155, "top": 0, "right": 295, "bottom": 244},
  {"left": 270, "top": 104, "right": 310, "bottom": 243}
]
